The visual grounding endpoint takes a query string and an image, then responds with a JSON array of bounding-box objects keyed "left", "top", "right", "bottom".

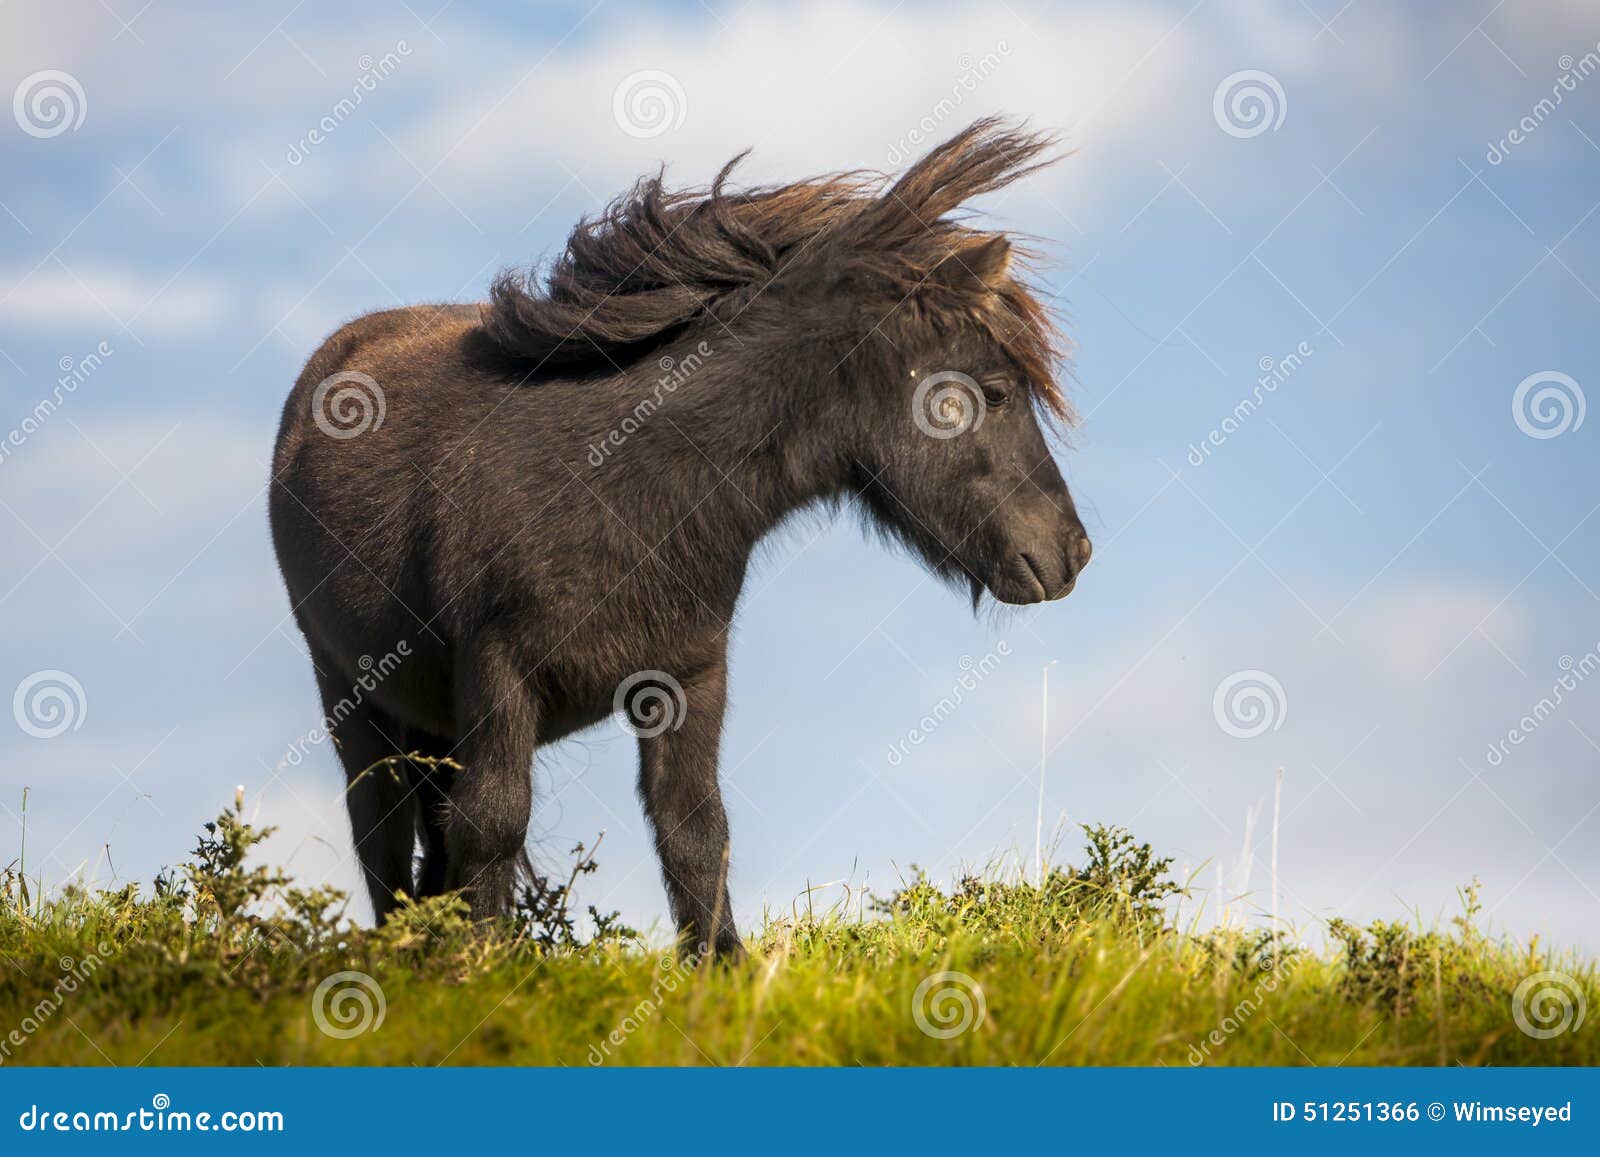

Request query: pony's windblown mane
[{"left": 481, "top": 117, "right": 1068, "bottom": 416}]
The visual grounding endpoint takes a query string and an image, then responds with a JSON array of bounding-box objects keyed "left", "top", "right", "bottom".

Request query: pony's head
[
  {"left": 846, "top": 255, "right": 1090, "bottom": 604},
  {"left": 795, "top": 120, "right": 1090, "bottom": 605},
  {"left": 483, "top": 117, "right": 1090, "bottom": 605}
]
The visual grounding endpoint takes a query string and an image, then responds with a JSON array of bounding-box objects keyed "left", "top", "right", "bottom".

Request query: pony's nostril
[{"left": 1066, "top": 533, "right": 1093, "bottom": 576}]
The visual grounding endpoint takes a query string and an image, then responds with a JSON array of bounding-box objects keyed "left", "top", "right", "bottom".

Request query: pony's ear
[{"left": 926, "top": 234, "right": 1012, "bottom": 296}]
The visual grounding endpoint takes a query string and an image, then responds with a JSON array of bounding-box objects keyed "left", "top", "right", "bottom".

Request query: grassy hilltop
[{"left": 2, "top": 795, "right": 1595, "bottom": 1067}]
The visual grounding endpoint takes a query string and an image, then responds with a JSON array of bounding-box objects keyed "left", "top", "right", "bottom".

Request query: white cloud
[
  {"left": 1014, "top": 579, "right": 1530, "bottom": 752},
  {"left": 0, "top": 265, "right": 231, "bottom": 333},
  {"left": 392, "top": 1, "right": 1208, "bottom": 219},
  {"left": 0, "top": 415, "right": 269, "bottom": 564},
  {"left": 1345, "top": 582, "right": 1528, "bottom": 683}
]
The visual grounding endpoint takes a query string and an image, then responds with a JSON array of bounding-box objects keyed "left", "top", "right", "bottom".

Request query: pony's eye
[{"left": 981, "top": 380, "right": 1013, "bottom": 406}]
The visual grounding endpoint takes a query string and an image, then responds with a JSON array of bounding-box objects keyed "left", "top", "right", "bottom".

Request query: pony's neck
[{"left": 631, "top": 333, "right": 854, "bottom": 580}]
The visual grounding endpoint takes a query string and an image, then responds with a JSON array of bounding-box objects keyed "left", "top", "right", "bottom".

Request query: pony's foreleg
[{"left": 636, "top": 660, "right": 744, "bottom": 960}]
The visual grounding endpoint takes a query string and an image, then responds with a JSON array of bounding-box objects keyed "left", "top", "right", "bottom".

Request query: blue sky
[{"left": 3, "top": 0, "right": 1598, "bottom": 952}]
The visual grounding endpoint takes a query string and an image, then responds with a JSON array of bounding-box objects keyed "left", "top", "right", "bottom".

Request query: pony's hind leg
[
  {"left": 402, "top": 726, "right": 455, "bottom": 899},
  {"left": 442, "top": 635, "right": 536, "bottom": 919},
  {"left": 314, "top": 659, "right": 418, "bottom": 922}
]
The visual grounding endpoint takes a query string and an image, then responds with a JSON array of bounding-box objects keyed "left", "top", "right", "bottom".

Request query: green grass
[{"left": 1, "top": 795, "right": 1594, "bottom": 1066}]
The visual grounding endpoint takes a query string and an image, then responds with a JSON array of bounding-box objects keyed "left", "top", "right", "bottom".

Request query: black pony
[{"left": 268, "top": 117, "right": 1091, "bottom": 957}]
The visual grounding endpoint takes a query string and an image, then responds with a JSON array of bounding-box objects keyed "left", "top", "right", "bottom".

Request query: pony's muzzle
[{"left": 1014, "top": 530, "right": 1091, "bottom": 603}]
